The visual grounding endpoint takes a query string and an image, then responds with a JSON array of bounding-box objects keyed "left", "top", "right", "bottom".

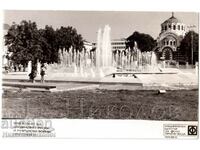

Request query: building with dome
[{"left": 155, "top": 13, "right": 186, "bottom": 62}]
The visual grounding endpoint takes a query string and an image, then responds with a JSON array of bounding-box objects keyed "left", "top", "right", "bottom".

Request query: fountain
[
  {"left": 95, "top": 25, "right": 114, "bottom": 77},
  {"left": 120, "top": 41, "right": 159, "bottom": 73},
  {"left": 46, "top": 25, "right": 161, "bottom": 78}
]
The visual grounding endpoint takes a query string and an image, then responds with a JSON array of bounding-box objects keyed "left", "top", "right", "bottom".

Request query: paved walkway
[
  {"left": 2, "top": 68, "right": 198, "bottom": 91},
  {"left": 2, "top": 72, "right": 143, "bottom": 85},
  {"left": 2, "top": 80, "right": 99, "bottom": 92}
]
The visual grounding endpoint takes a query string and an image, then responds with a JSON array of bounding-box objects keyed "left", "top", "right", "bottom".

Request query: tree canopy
[
  {"left": 179, "top": 31, "right": 199, "bottom": 64},
  {"left": 4, "top": 20, "right": 42, "bottom": 66},
  {"left": 39, "top": 25, "right": 59, "bottom": 64},
  {"left": 56, "top": 26, "right": 84, "bottom": 52},
  {"left": 126, "top": 31, "right": 156, "bottom": 52}
]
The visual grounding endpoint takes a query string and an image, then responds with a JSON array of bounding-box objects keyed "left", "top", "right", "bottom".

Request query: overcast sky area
[{"left": 4, "top": 10, "right": 199, "bottom": 42}]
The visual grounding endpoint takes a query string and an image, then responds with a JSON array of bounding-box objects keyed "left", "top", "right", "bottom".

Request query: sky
[{"left": 4, "top": 10, "right": 199, "bottom": 42}]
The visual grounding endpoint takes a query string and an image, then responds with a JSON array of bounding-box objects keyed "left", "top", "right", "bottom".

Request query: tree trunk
[
  {"left": 23, "top": 64, "right": 26, "bottom": 72},
  {"left": 29, "top": 60, "right": 37, "bottom": 83}
]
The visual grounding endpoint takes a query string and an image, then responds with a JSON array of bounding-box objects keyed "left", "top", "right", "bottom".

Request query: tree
[
  {"left": 179, "top": 31, "right": 199, "bottom": 64},
  {"left": 56, "top": 26, "right": 84, "bottom": 64},
  {"left": 39, "top": 25, "right": 59, "bottom": 64},
  {"left": 126, "top": 31, "right": 156, "bottom": 52},
  {"left": 5, "top": 20, "right": 45, "bottom": 82}
]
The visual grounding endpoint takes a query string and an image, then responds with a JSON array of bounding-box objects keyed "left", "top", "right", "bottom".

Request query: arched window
[
  {"left": 181, "top": 25, "right": 183, "bottom": 30},
  {"left": 178, "top": 25, "right": 180, "bottom": 30},
  {"left": 169, "top": 24, "right": 171, "bottom": 29},
  {"left": 170, "top": 41, "right": 172, "bottom": 45},
  {"left": 165, "top": 25, "right": 167, "bottom": 30},
  {"left": 173, "top": 41, "right": 176, "bottom": 46},
  {"left": 166, "top": 41, "right": 169, "bottom": 45},
  {"left": 163, "top": 41, "right": 165, "bottom": 45},
  {"left": 173, "top": 25, "right": 176, "bottom": 30}
]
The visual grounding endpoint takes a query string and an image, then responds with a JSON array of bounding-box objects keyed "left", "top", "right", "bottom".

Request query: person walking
[{"left": 40, "top": 67, "right": 45, "bottom": 83}]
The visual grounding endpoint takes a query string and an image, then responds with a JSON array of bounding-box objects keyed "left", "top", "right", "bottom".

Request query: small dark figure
[
  {"left": 112, "top": 73, "right": 115, "bottom": 78},
  {"left": 29, "top": 71, "right": 37, "bottom": 83},
  {"left": 4, "top": 66, "right": 9, "bottom": 73},
  {"left": 18, "top": 65, "right": 21, "bottom": 71},
  {"left": 40, "top": 68, "right": 45, "bottom": 83},
  {"left": 14, "top": 66, "right": 17, "bottom": 72}
]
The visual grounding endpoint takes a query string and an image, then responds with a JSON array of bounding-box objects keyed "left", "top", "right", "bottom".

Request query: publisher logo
[{"left": 188, "top": 125, "right": 198, "bottom": 135}]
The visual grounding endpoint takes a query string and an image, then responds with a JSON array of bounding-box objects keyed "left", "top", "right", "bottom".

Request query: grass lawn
[{"left": 2, "top": 89, "right": 198, "bottom": 121}]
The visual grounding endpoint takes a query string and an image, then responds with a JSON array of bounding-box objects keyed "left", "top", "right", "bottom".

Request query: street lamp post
[
  {"left": 187, "top": 25, "right": 196, "bottom": 65},
  {"left": 191, "top": 31, "right": 194, "bottom": 65}
]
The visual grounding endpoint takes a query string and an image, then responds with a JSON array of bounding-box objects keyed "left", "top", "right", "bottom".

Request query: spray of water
[
  {"left": 96, "top": 25, "right": 112, "bottom": 68},
  {"left": 47, "top": 26, "right": 159, "bottom": 77}
]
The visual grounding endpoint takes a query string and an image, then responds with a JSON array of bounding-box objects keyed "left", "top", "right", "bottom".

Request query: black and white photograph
[{"left": 1, "top": 10, "right": 199, "bottom": 139}]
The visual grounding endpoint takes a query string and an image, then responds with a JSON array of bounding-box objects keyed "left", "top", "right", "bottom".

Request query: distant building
[
  {"left": 111, "top": 38, "right": 126, "bottom": 51},
  {"left": 110, "top": 39, "right": 127, "bottom": 67},
  {"left": 155, "top": 13, "right": 186, "bottom": 62},
  {"left": 92, "top": 38, "right": 129, "bottom": 68},
  {"left": 84, "top": 40, "right": 93, "bottom": 52},
  {"left": 92, "top": 38, "right": 126, "bottom": 52}
]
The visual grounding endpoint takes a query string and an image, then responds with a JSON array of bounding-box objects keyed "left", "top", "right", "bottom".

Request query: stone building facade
[{"left": 155, "top": 13, "right": 186, "bottom": 62}]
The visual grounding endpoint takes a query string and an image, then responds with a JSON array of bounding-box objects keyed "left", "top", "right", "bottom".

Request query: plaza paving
[{"left": 2, "top": 68, "right": 198, "bottom": 91}]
